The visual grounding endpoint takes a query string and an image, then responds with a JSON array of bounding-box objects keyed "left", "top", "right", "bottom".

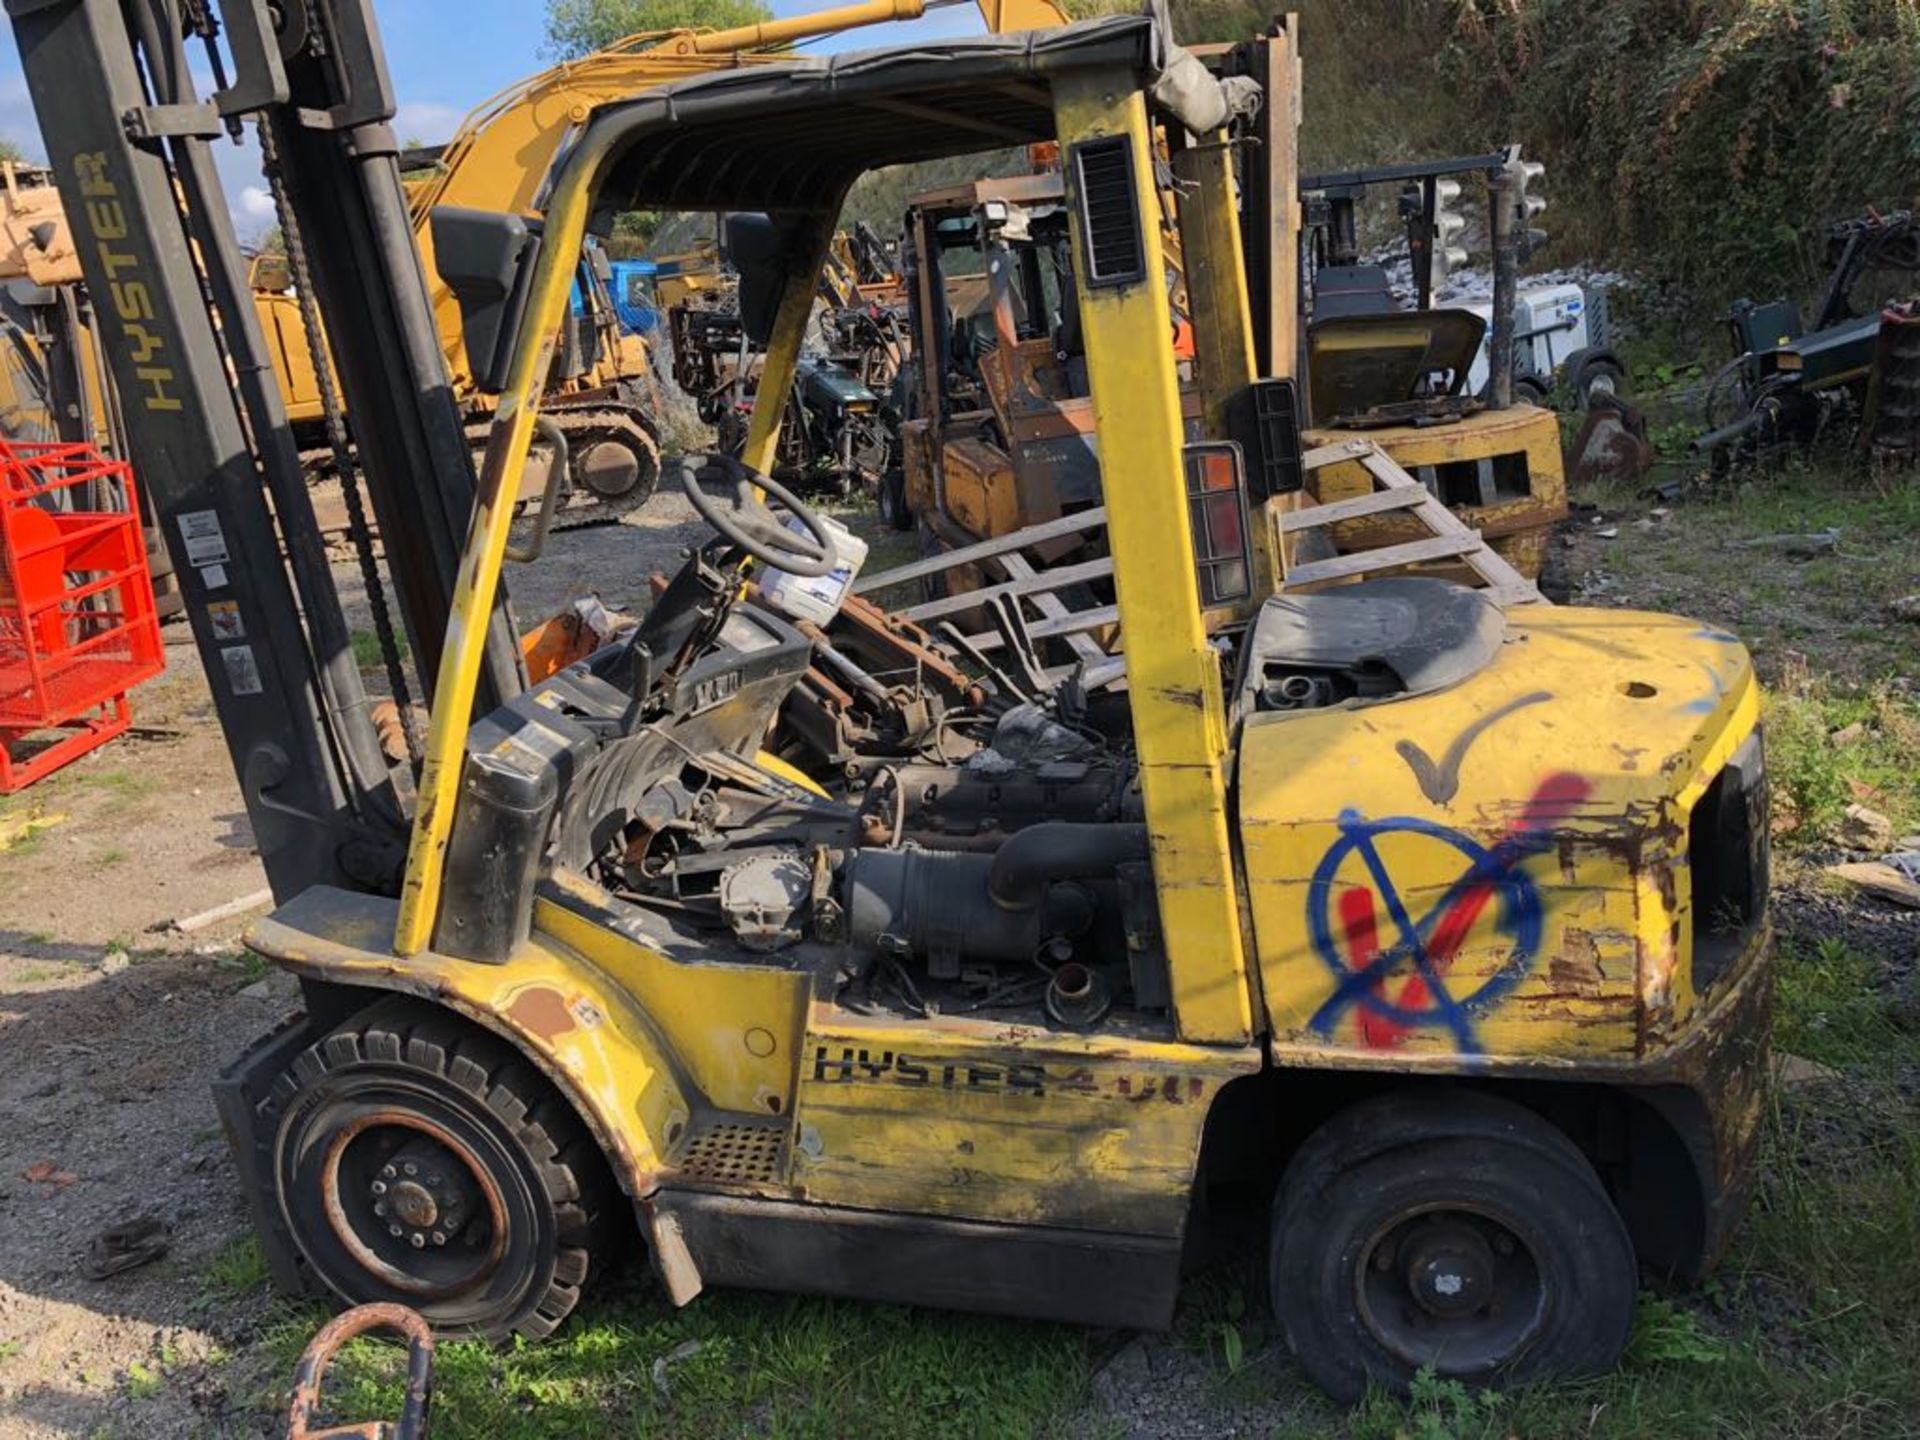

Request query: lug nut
[
  {"left": 389, "top": 1224, "right": 404, "bottom": 1238},
  {"left": 427, "top": 1174, "right": 441, "bottom": 1188},
  {"left": 374, "top": 1201, "right": 387, "bottom": 1218},
  {"left": 409, "top": 1233, "right": 426, "bottom": 1249},
  {"left": 381, "top": 1164, "right": 396, "bottom": 1179},
  {"left": 431, "top": 1232, "right": 447, "bottom": 1247},
  {"left": 370, "top": 1180, "right": 387, "bottom": 1195},
  {"left": 403, "top": 1162, "right": 418, "bottom": 1176}
]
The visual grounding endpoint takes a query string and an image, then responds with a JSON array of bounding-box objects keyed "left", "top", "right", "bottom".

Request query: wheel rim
[
  {"left": 1354, "top": 1204, "right": 1546, "bottom": 1374},
  {"left": 278, "top": 1071, "right": 552, "bottom": 1323},
  {"left": 319, "top": 1112, "right": 509, "bottom": 1297}
]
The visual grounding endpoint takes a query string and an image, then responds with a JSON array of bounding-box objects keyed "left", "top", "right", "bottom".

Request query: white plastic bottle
[{"left": 760, "top": 513, "right": 869, "bottom": 627}]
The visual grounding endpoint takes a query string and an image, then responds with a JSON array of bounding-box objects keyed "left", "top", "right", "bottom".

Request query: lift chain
[{"left": 257, "top": 119, "right": 421, "bottom": 766}]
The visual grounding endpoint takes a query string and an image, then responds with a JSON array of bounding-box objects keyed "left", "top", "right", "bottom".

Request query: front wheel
[
  {"left": 1270, "top": 1089, "right": 1635, "bottom": 1402},
  {"left": 265, "top": 1000, "right": 615, "bottom": 1342}
]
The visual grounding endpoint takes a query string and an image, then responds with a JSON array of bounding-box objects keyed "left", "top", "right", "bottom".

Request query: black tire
[
  {"left": 1270, "top": 1089, "right": 1635, "bottom": 1403},
  {"left": 1566, "top": 351, "right": 1629, "bottom": 411},
  {"left": 878, "top": 468, "right": 913, "bottom": 531},
  {"left": 265, "top": 999, "right": 615, "bottom": 1342},
  {"left": 1512, "top": 373, "right": 1552, "bottom": 408}
]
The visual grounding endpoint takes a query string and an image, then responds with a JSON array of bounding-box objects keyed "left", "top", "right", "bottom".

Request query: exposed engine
[
  {"left": 601, "top": 691, "right": 1162, "bottom": 1028},
  {"left": 434, "top": 457, "right": 1169, "bottom": 1031}
]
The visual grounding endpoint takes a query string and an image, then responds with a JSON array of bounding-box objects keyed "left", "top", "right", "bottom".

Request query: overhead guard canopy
[{"left": 559, "top": 15, "right": 1217, "bottom": 222}]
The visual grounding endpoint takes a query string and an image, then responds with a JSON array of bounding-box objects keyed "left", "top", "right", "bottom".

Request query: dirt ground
[
  {"left": 0, "top": 499, "right": 718, "bottom": 1438},
  {"left": 0, "top": 477, "right": 1913, "bottom": 1437}
]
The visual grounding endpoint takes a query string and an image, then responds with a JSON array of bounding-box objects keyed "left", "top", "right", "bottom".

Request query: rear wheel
[
  {"left": 1270, "top": 1089, "right": 1635, "bottom": 1402},
  {"left": 265, "top": 1000, "right": 614, "bottom": 1341}
]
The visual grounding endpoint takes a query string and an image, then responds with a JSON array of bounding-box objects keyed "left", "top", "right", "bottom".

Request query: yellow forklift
[{"left": 17, "top": 0, "right": 1771, "bottom": 1403}]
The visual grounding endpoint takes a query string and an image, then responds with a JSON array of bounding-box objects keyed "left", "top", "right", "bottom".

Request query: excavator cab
[{"left": 14, "top": 0, "right": 1771, "bottom": 1404}]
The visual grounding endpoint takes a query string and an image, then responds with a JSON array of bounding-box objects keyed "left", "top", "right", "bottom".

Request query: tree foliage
[
  {"left": 544, "top": 0, "right": 773, "bottom": 60},
  {"left": 1446, "top": 0, "right": 1920, "bottom": 302},
  {"left": 0, "top": 137, "right": 27, "bottom": 164}
]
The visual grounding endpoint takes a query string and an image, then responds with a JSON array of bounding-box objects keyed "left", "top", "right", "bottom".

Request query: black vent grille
[
  {"left": 1072, "top": 136, "right": 1146, "bottom": 288},
  {"left": 1226, "top": 379, "right": 1306, "bottom": 500}
]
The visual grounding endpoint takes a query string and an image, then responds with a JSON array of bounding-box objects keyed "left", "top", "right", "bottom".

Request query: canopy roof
[{"left": 574, "top": 15, "right": 1160, "bottom": 219}]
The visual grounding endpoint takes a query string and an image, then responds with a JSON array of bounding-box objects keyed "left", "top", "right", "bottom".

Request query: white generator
[{"left": 1461, "top": 282, "right": 1605, "bottom": 396}]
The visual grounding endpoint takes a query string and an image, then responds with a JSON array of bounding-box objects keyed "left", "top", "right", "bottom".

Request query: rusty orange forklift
[{"left": 17, "top": 0, "right": 1772, "bottom": 1403}]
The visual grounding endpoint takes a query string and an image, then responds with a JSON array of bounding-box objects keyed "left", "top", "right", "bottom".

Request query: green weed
[
  {"left": 1776, "top": 936, "right": 1915, "bottom": 1075},
  {"left": 1625, "top": 1296, "right": 1731, "bottom": 1366},
  {"left": 1766, "top": 682, "right": 1920, "bottom": 845},
  {"left": 203, "top": 1237, "right": 272, "bottom": 1303},
  {"left": 351, "top": 629, "right": 410, "bottom": 670}
]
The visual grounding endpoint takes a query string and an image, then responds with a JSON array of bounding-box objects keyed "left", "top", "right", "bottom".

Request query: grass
[
  {"left": 1776, "top": 936, "right": 1916, "bottom": 1074},
  {"left": 14, "top": 963, "right": 67, "bottom": 984},
  {"left": 352, "top": 628, "right": 410, "bottom": 671},
  {"left": 214, "top": 949, "right": 274, "bottom": 989},
  {"left": 1767, "top": 680, "right": 1920, "bottom": 846},
  {"left": 250, "top": 1285, "right": 1093, "bottom": 1439},
  {"left": 202, "top": 1237, "right": 273, "bottom": 1304},
  {"left": 1570, "top": 452, "right": 1920, "bottom": 683}
]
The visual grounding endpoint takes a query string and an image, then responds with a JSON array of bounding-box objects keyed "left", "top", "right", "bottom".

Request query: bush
[{"left": 1443, "top": 0, "right": 1920, "bottom": 302}]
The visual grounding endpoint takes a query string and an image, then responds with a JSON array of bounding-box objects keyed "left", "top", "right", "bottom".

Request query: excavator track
[
  {"left": 306, "top": 404, "right": 665, "bottom": 546},
  {"left": 542, "top": 404, "right": 665, "bottom": 530}
]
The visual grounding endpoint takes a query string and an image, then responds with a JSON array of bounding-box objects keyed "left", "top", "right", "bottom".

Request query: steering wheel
[{"left": 675, "top": 453, "right": 839, "bottom": 578}]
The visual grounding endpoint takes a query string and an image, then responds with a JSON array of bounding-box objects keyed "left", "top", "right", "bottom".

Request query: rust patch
[
  {"left": 505, "top": 985, "right": 576, "bottom": 1042},
  {"left": 287, "top": 1303, "right": 434, "bottom": 1440},
  {"left": 1549, "top": 928, "right": 1609, "bottom": 995}
]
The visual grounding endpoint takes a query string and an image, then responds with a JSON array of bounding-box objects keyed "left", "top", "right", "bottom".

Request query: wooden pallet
[
  {"left": 853, "top": 507, "right": 1115, "bottom": 669},
  {"left": 852, "top": 442, "right": 1545, "bottom": 688},
  {"left": 1287, "top": 438, "right": 1547, "bottom": 607}
]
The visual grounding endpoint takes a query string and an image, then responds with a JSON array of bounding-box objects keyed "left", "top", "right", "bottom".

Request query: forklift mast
[{"left": 6, "top": 0, "right": 523, "bottom": 899}]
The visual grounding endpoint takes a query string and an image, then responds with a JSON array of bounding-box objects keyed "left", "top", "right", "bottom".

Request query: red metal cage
[{"left": 0, "top": 440, "right": 164, "bottom": 792}]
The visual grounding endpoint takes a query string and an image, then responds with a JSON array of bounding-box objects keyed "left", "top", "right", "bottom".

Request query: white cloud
[
  {"left": 237, "top": 185, "right": 278, "bottom": 225},
  {"left": 394, "top": 100, "right": 466, "bottom": 147}
]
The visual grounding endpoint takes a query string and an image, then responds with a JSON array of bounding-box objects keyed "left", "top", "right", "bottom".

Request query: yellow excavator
[{"left": 254, "top": 0, "right": 1069, "bottom": 528}]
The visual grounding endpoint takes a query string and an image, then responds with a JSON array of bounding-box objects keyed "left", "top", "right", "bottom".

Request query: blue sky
[{"left": 0, "top": 0, "right": 989, "bottom": 236}]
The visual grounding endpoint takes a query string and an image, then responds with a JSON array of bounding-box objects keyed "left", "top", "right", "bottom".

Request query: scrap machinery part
[
  {"left": 286, "top": 1303, "right": 435, "bottom": 1440},
  {"left": 1863, "top": 299, "right": 1920, "bottom": 460}
]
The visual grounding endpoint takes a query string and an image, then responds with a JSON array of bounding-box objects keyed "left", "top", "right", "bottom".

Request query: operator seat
[{"left": 1234, "top": 578, "right": 1504, "bottom": 720}]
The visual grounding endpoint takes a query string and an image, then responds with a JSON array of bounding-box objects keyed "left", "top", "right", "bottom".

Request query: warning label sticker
[
  {"left": 208, "top": 600, "right": 245, "bottom": 642},
  {"left": 221, "top": 645, "right": 264, "bottom": 696},
  {"left": 178, "top": 510, "right": 230, "bottom": 567}
]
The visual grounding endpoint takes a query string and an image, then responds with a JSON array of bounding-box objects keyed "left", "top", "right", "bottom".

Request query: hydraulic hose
[{"left": 986, "top": 822, "right": 1151, "bottom": 913}]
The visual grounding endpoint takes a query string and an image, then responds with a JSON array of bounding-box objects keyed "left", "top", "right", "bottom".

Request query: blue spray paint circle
[{"left": 1305, "top": 810, "right": 1545, "bottom": 1053}]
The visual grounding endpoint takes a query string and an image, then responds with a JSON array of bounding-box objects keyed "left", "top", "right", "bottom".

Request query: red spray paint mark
[{"left": 1334, "top": 772, "right": 1593, "bottom": 1050}]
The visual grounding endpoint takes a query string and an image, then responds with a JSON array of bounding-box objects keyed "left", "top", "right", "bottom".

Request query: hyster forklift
[{"left": 15, "top": 0, "right": 1772, "bottom": 1402}]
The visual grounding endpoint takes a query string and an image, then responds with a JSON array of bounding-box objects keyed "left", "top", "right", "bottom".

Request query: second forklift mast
[{"left": 7, "top": 0, "right": 522, "bottom": 899}]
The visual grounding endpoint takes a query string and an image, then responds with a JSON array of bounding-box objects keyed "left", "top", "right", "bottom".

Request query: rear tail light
[{"left": 1184, "top": 442, "right": 1253, "bottom": 607}]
